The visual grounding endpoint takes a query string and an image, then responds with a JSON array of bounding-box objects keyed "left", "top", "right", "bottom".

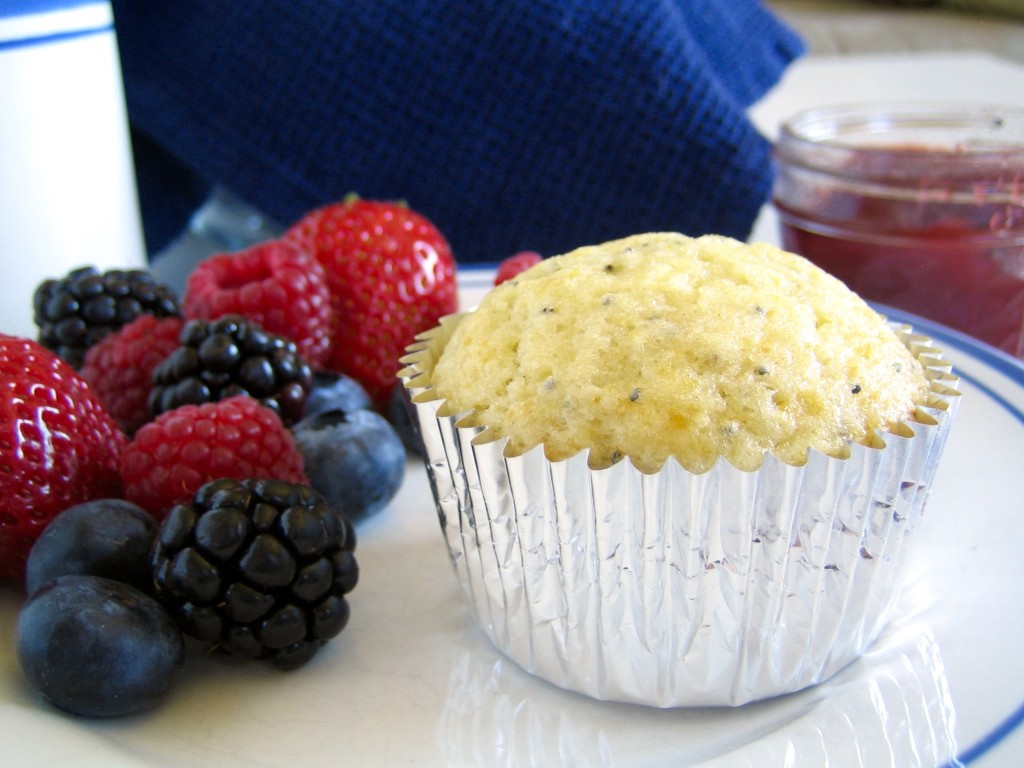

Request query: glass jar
[{"left": 772, "top": 103, "right": 1024, "bottom": 359}]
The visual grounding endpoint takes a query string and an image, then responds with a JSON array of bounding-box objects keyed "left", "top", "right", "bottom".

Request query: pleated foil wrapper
[{"left": 399, "top": 313, "right": 961, "bottom": 708}]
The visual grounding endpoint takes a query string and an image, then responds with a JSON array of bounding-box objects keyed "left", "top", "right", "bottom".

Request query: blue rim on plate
[
  {"left": 879, "top": 309, "right": 1024, "bottom": 768},
  {"left": 879, "top": 305, "right": 1024, "bottom": 766}
]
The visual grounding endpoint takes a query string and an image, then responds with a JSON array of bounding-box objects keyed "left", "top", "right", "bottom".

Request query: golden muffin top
[{"left": 430, "top": 232, "right": 928, "bottom": 473}]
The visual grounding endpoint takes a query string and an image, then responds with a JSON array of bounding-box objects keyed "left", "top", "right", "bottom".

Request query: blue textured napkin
[{"left": 112, "top": 0, "right": 803, "bottom": 263}]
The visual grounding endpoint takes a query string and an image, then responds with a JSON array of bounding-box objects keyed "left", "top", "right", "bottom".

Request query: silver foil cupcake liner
[{"left": 399, "top": 313, "right": 960, "bottom": 707}]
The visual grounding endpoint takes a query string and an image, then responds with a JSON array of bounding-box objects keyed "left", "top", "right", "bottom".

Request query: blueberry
[
  {"left": 25, "top": 499, "right": 159, "bottom": 596},
  {"left": 303, "top": 372, "right": 373, "bottom": 418},
  {"left": 16, "top": 575, "right": 185, "bottom": 717},
  {"left": 292, "top": 409, "right": 405, "bottom": 520},
  {"left": 387, "top": 383, "right": 423, "bottom": 455}
]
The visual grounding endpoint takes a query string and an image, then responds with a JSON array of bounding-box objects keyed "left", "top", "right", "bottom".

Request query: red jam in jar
[{"left": 772, "top": 104, "right": 1024, "bottom": 358}]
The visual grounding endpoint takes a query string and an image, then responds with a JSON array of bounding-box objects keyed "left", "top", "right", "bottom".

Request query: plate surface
[{"left": 1, "top": 265, "right": 1023, "bottom": 767}]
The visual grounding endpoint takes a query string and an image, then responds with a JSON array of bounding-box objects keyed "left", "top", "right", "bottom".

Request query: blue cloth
[{"left": 111, "top": 0, "right": 803, "bottom": 263}]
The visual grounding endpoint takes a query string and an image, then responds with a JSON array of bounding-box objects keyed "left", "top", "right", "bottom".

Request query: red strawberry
[
  {"left": 0, "top": 335, "right": 127, "bottom": 581},
  {"left": 494, "top": 251, "right": 543, "bottom": 285},
  {"left": 120, "top": 395, "right": 307, "bottom": 517},
  {"left": 284, "top": 198, "right": 458, "bottom": 407},
  {"left": 80, "top": 314, "right": 185, "bottom": 434},
  {"left": 183, "top": 240, "right": 333, "bottom": 368}
]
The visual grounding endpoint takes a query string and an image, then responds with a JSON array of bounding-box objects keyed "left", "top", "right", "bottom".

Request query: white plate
[{"left": 1, "top": 266, "right": 1022, "bottom": 768}]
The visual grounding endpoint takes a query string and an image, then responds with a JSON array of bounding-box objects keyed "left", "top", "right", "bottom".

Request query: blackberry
[
  {"left": 34, "top": 266, "right": 180, "bottom": 368},
  {"left": 149, "top": 315, "right": 312, "bottom": 425},
  {"left": 151, "top": 478, "right": 358, "bottom": 670}
]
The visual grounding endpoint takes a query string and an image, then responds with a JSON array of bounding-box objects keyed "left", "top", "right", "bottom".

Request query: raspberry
[
  {"left": 151, "top": 477, "right": 358, "bottom": 670},
  {"left": 33, "top": 266, "right": 180, "bottom": 368},
  {"left": 120, "top": 395, "right": 307, "bottom": 517},
  {"left": 494, "top": 251, "right": 543, "bottom": 285},
  {"left": 0, "top": 335, "right": 127, "bottom": 581},
  {"left": 183, "top": 241, "right": 333, "bottom": 369},
  {"left": 149, "top": 315, "right": 312, "bottom": 426},
  {"left": 80, "top": 315, "right": 185, "bottom": 434}
]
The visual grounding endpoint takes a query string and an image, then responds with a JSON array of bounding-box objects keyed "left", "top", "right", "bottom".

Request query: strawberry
[
  {"left": 494, "top": 251, "right": 543, "bottom": 286},
  {"left": 0, "top": 335, "right": 127, "bottom": 581},
  {"left": 182, "top": 240, "right": 333, "bottom": 369},
  {"left": 284, "top": 198, "right": 458, "bottom": 407}
]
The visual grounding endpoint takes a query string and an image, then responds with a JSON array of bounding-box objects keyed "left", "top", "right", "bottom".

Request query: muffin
[{"left": 400, "top": 232, "right": 960, "bottom": 707}]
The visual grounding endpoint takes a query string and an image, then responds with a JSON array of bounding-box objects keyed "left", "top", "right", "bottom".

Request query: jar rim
[{"left": 777, "top": 102, "right": 1024, "bottom": 164}]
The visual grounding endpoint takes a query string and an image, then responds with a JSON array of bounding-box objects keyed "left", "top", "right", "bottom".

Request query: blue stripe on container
[
  {"left": 0, "top": 21, "right": 110, "bottom": 51},
  {"left": 0, "top": 0, "right": 106, "bottom": 20}
]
